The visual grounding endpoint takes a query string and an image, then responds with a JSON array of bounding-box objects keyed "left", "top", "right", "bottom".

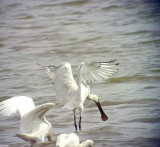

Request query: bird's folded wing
[
  {"left": 16, "top": 133, "right": 37, "bottom": 143},
  {"left": 33, "top": 141, "right": 55, "bottom": 147},
  {"left": 0, "top": 96, "right": 35, "bottom": 118},
  {"left": 56, "top": 133, "right": 79, "bottom": 146},
  {"left": 81, "top": 60, "right": 119, "bottom": 83},
  {"left": 27, "top": 103, "right": 55, "bottom": 120}
]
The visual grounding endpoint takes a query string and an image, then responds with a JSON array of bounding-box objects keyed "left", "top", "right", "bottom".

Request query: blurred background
[{"left": 0, "top": 0, "right": 160, "bottom": 146}]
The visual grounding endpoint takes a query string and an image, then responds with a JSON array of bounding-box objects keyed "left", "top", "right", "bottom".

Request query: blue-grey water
[{"left": 0, "top": 0, "right": 160, "bottom": 147}]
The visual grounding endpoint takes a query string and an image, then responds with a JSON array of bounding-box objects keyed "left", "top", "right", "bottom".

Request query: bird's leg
[
  {"left": 79, "top": 116, "right": 82, "bottom": 131},
  {"left": 73, "top": 109, "right": 77, "bottom": 131},
  {"left": 78, "top": 104, "right": 83, "bottom": 131},
  {"left": 47, "top": 133, "right": 53, "bottom": 141},
  {"left": 74, "top": 114, "right": 77, "bottom": 131}
]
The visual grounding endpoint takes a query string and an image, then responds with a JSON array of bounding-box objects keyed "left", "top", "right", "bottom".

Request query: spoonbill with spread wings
[{"left": 46, "top": 60, "right": 119, "bottom": 130}]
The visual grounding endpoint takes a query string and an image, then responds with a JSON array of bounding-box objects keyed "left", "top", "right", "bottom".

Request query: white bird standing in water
[
  {"left": 0, "top": 96, "right": 55, "bottom": 147},
  {"left": 56, "top": 133, "right": 95, "bottom": 147},
  {"left": 46, "top": 60, "right": 119, "bottom": 131}
]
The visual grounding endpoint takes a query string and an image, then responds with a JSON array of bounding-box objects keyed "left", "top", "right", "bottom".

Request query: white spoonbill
[
  {"left": 46, "top": 60, "right": 119, "bottom": 130},
  {"left": 56, "top": 133, "right": 95, "bottom": 147},
  {"left": 0, "top": 96, "right": 55, "bottom": 146}
]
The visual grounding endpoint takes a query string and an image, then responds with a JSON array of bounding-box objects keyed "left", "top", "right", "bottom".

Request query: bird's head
[
  {"left": 87, "top": 94, "right": 99, "bottom": 103},
  {"left": 87, "top": 94, "right": 108, "bottom": 121}
]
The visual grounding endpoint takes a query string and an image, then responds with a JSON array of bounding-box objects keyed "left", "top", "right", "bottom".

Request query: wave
[
  {"left": 102, "top": 5, "right": 120, "bottom": 11},
  {"left": 138, "top": 39, "right": 160, "bottom": 45},
  {"left": 109, "top": 75, "right": 160, "bottom": 83},
  {"left": 128, "top": 117, "right": 160, "bottom": 123},
  {"left": 123, "top": 30, "right": 151, "bottom": 35},
  {"left": 60, "top": 0, "right": 90, "bottom": 6}
]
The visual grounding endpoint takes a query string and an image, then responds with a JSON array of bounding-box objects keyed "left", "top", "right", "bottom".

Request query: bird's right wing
[
  {"left": 0, "top": 96, "right": 35, "bottom": 118},
  {"left": 26, "top": 103, "right": 55, "bottom": 120},
  {"left": 20, "top": 103, "right": 55, "bottom": 133}
]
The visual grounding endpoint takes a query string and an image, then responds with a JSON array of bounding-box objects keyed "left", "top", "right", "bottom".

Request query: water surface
[{"left": 0, "top": 0, "right": 160, "bottom": 146}]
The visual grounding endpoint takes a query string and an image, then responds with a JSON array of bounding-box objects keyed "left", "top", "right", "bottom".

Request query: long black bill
[{"left": 94, "top": 100, "right": 108, "bottom": 121}]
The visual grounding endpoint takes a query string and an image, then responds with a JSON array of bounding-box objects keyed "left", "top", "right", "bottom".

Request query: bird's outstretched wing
[
  {"left": 80, "top": 60, "right": 119, "bottom": 83},
  {"left": 46, "top": 65, "right": 57, "bottom": 80},
  {"left": 20, "top": 103, "right": 55, "bottom": 133},
  {"left": 0, "top": 96, "right": 35, "bottom": 118},
  {"left": 46, "top": 63, "right": 78, "bottom": 105},
  {"left": 26, "top": 103, "right": 55, "bottom": 120}
]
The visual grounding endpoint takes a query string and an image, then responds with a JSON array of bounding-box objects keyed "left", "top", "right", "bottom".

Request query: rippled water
[{"left": 0, "top": 0, "right": 160, "bottom": 146}]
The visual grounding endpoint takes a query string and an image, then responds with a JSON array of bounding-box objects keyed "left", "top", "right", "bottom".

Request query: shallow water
[{"left": 0, "top": 0, "right": 160, "bottom": 146}]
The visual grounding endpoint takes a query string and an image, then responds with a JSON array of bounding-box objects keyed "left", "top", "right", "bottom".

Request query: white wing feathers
[
  {"left": 20, "top": 103, "right": 55, "bottom": 133},
  {"left": 46, "top": 60, "right": 119, "bottom": 83},
  {"left": 46, "top": 65, "right": 57, "bottom": 80},
  {"left": 26, "top": 103, "right": 55, "bottom": 120},
  {"left": 16, "top": 133, "right": 37, "bottom": 143},
  {"left": 81, "top": 60, "right": 119, "bottom": 83},
  {"left": 0, "top": 96, "right": 35, "bottom": 118}
]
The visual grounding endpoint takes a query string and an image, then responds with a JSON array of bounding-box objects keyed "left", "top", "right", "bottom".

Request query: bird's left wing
[
  {"left": 45, "top": 63, "right": 78, "bottom": 106},
  {"left": 80, "top": 60, "right": 119, "bottom": 83},
  {"left": 20, "top": 103, "right": 55, "bottom": 133},
  {"left": 46, "top": 65, "right": 57, "bottom": 80}
]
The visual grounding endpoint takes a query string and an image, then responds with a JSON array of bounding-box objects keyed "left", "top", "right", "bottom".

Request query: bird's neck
[
  {"left": 44, "top": 117, "right": 51, "bottom": 127},
  {"left": 77, "top": 65, "right": 83, "bottom": 98}
]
